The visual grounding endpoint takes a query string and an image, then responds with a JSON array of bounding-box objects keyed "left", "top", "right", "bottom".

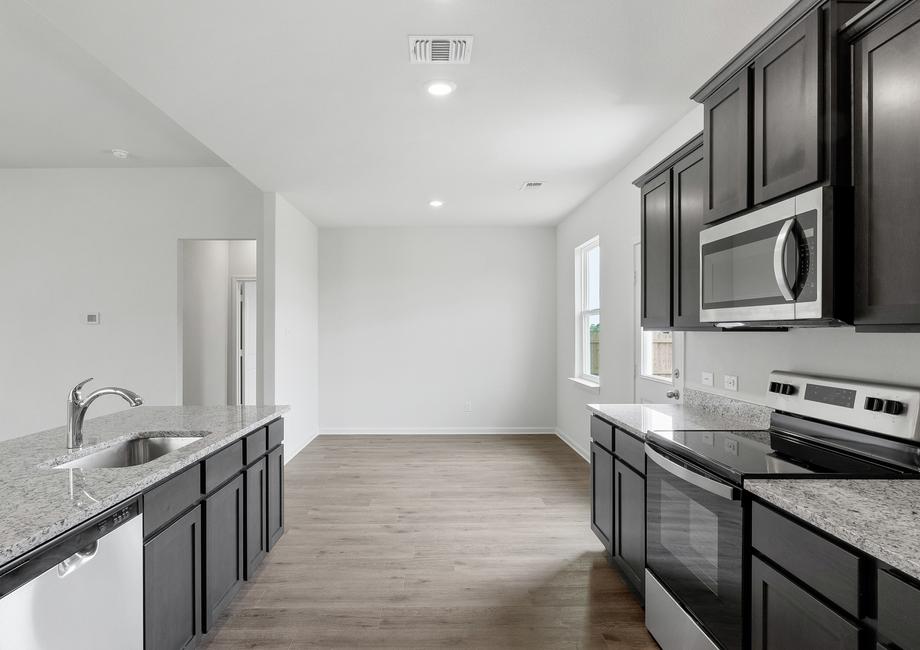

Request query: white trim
[
  {"left": 575, "top": 235, "right": 600, "bottom": 383},
  {"left": 639, "top": 373, "right": 674, "bottom": 386},
  {"left": 283, "top": 430, "right": 319, "bottom": 465},
  {"left": 568, "top": 376, "right": 600, "bottom": 392},
  {"left": 555, "top": 428, "right": 589, "bottom": 461},
  {"left": 319, "top": 427, "right": 556, "bottom": 435}
]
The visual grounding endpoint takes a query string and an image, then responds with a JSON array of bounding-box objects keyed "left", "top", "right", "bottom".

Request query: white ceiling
[
  {"left": 0, "top": 0, "right": 223, "bottom": 168},
  {"left": 22, "top": 0, "right": 791, "bottom": 224}
]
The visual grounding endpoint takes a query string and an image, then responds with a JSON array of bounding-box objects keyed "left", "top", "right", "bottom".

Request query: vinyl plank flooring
[{"left": 200, "top": 434, "right": 656, "bottom": 649}]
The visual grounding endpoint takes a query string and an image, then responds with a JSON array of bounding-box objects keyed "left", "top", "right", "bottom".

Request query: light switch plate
[
  {"left": 701, "top": 371, "right": 714, "bottom": 387},
  {"left": 724, "top": 375, "right": 739, "bottom": 392}
]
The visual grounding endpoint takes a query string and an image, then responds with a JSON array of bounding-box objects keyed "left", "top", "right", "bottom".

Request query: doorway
[
  {"left": 633, "top": 242, "right": 684, "bottom": 403},
  {"left": 179, "top": 239, "right": 257, "bottom": 406},
  {"left": 234, "top": 277, "right": 257, "bottom": 405}
]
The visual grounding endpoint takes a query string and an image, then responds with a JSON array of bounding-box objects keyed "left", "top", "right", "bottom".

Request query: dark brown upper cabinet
[
  {"left": 634, "top": 135, "right": 715, "bottom": 332},
  {"left": 753, "top": 10, "right": 822, "bottom": 204},
  {"left": 693, "top": 0, "right": 870, "bottom": 224},
  {"left": 849, "top": 0, "right": 920, "bottom": 329},
  {"left": 640, "top": 170, "right": 672, "bottom": 329},
  {"left": 703, "top": 70, "right": 751, "bottom": 224},
  {"left": 672, "top": 145, "right": 711, "bottom": 329}
]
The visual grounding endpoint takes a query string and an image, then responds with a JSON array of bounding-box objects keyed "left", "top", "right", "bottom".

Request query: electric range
[{"left": 643, "top": 371, "right": 920, "bottom": 650}]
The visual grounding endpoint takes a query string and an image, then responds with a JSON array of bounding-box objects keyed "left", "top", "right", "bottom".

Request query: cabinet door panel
[
  {"left": 854, "top": 2, "right": 920, "bottom": 326},
  {"left": 672, "top": 145, "right": 712, "bottom": 329},
  {"left": 204, "top": 474, "right": 244, "bottom": 631},
  {"left": 754, "top": 10, "right": 822, "bottom": 204},
  {"left": 590, "top": 442, "right": 613, "bottom": 553},
  {"left": 244, "top": 458, "right": 268, "bottom": 579},
  {"left": 614, "top": 459, "right": 645, "bottom": 597},
  {"left": 751, "top": 556, "right": 860, "bottom": 650},
  {"left": 641, "top": 170, "right": 672, "bottom": 329},
  {"left": 144, "top": 505, "right": 202, "bottom": 650},
  {"left": 704, "top": 70, "right": 751, "bottom": 223},
  {"left": 267, "top": 445, "right": 285, "bottom": 550}
]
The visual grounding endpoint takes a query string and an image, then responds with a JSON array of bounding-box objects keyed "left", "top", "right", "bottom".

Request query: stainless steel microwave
[{"left": 699, "top": 187, "right": 842, "bottom": 326}]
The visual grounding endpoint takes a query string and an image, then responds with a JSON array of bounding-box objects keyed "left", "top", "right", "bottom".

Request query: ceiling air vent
[
  {"left": 409, "top": 35, "right": 473, "bottom": 64},
  {"left": 520, "top": 181, "right": 545, "bottom": 191}
]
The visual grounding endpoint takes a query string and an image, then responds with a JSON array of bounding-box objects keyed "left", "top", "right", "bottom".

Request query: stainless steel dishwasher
[{"left": 0, "top": 500, "right": 143, "bottom": 650}]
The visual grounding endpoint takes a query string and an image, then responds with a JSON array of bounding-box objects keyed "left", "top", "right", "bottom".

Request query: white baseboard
[
  {"left": 318, "top": 427, "right": 556, "bottom": 435},
  {"left": 284, "top": 430, "right": 319, "bottom": 464},
  {"left": 555, "top": 428, "right": 589, "bottom": 462}
]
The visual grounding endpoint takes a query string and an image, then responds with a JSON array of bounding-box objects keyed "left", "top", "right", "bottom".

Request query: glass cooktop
[{"left": 646, "top": 428, "right": 902, "bottom": 486}]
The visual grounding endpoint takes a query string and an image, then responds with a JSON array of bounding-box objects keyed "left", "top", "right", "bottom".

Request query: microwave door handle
[
  {"left": 773, "top": 218, "right": 796, "bottom": 301},
  {"left": 645, "top": 445, "right": 739, "bottom": 500}
]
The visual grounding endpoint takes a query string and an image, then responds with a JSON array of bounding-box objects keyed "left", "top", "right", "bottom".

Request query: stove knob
[
  {"left": 865, "top": 397, "right": 884, "bottom": 412},
  {"left": 883, "top": 400, "right": 905, "bottom": 416},
  {"left": 769, "top": 382, "right": 783, "bottom": 394},
  {"left": 780, "top": 383, "right": 797, "bottom": 396}
]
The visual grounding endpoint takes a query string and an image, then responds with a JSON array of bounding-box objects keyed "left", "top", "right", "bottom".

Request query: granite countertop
[
  {"left": 0, "top": 405, "right": 288, "bottom": 568},
  {"left": 747, "top": 479, "right": 920, "bottom": 582},
  {"left": 587, "top": 403, "right": 765, "bottom": 439}
]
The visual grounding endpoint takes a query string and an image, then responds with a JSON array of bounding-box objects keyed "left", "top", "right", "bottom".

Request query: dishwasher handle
[{"left": 57, "top": 541, "right": 98, "bottom": 578}]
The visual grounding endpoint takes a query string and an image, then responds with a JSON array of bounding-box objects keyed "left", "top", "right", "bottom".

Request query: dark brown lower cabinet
[
  {"left": 244, "top": 457, "right": 268, "bottom": 579},
  {"left": 267, "top": 445, "right": 285, "bottom": 549},
  {"left": 751, "top": 555, "right": 861, "bottom": 650},
  {"left": 590, "top": 441, "right": 614, "bottom": 553},
  {"left": 144, "top": 505, "right": 203, "bottom": 650},
  {"left": 203, "top": 474, "right": 245, "bottom": 631},
  {"left": 613, "top": 459, "right": 645, "bottom": 597}
]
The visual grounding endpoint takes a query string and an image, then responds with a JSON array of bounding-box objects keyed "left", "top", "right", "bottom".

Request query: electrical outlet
[
  {"left": 464, "top": 401, "right": 472, "bottom": 413},
  {"left": 724, "top": 375, "right": 739, "bottom": 392},
  {"left": 701, "top": 371, "right": 714, "bottom": 387},
  {"left": 724, "top": 438, "right": 739, "bottom": 456},
  {"left": 85, "top": 312, "right": 101, "bottom": 325}
]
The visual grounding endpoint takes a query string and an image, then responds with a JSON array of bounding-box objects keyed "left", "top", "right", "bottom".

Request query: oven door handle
[
  {"left": 773, "top": 218, "right": 796, "bottom": 302},
  {"left": 645, "top": 445, "right": 740, "bottom": 501}
]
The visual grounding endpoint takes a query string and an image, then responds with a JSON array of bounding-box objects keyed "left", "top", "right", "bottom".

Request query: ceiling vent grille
[
  {"left": 409, "top": 35, "right": 473, "bottom": 64},
  {"left": 520, "top": 181, "right": 545, "bottom": 191}
]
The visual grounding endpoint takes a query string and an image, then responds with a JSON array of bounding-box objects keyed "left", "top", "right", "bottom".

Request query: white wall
[
  {"left": 262, "top": 194, "right": 319, "bottom": 461},
  {"left": 0, "top": 167, "right": 262, "bottom": 439},
  {"left": 318, "top": 227, "right": 556, "bottom": 433},
  {"left": 686, "top": 329, "right": 920, "bottom": 405},
  {"left": 555, "top": 107, "right": 704, "bottom": 457}
]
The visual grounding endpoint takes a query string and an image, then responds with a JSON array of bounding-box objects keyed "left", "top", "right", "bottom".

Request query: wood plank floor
[{"left": 201, "top": 434, "right": 657, "bottom": 649}]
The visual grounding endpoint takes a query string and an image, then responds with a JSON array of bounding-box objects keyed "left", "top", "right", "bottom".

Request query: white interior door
[
  {"left": 633, "top": 242, "right": 684, "bottom": 404},
  {"left": 236, "top": 279, "right": 258, "bottom": 405}
]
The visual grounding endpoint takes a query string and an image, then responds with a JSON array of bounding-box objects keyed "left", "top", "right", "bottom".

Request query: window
[
  {"left": 641, "top": 329, "right": 673, "bottom": 382},
  {"left": 575, "top": 237, "right": 600, "bottom": 383}
]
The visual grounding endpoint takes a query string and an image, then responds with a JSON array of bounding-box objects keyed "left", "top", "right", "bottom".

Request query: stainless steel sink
[{"left": 54, "top": 435, "right": 204, "bottom": 469}]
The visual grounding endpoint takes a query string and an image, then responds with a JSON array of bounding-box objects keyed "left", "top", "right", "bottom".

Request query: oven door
[
  {"left": 645, "top": 443, "right": 743, "bottom": 650},
  {"left": 700, "top": 194, "right": 804, "bottom": 323}
]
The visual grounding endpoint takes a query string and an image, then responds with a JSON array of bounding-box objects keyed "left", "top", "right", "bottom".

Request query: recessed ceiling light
[
  {"left": 425, "top": 81, "right": 456, "bottom": 97},
  {"left": 429, "top": 200, "right": 444, "bottom": 208},
  {"left": 110, "top": 148, "right": 130, "bottom": 159}
]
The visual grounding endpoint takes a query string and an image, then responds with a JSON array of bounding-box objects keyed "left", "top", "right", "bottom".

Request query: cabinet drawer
[
  {"left": 204, "top": 440, "right": 243, "bottom": 494},
  {"left": 615, "top": 429, "right": 644, "bottom": 475},
  {"left": 590, "top": 416, "right": 613, "bottom": 453},
  {"left": 878, "top": 568, "right": 920, "bottom": 650},
  {"left": 267, "top": 419, "right": 284, "bottom": 450},
  {"left": 751, "top": 502, "right": 863, "bottom": 617},
  {"left": 243, "top": 427, "right": 267, "bottom": 465},
  {"left": 751, "top": 555, "right": 861, "bottom": 650},
  {"left": 143, "top": 464, "right": 202, "bottom": 539}
]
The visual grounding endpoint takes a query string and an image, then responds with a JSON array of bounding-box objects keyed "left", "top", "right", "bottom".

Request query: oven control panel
[{"left": 765, "top": 371, "right": 920, "bottom": 442}]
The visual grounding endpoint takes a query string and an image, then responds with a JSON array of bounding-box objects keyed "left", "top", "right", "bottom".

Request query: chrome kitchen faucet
[{"left": 66, "top": 378, "right": 143, "bottom": 449}]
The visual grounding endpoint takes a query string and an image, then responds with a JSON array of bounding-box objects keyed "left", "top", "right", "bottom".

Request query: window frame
[
  {"left": 640, "top": 329, "right": 674, "bottom": 384},
  {"left": 575, "top": 236, "right": 600, "bottom": 385}
]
